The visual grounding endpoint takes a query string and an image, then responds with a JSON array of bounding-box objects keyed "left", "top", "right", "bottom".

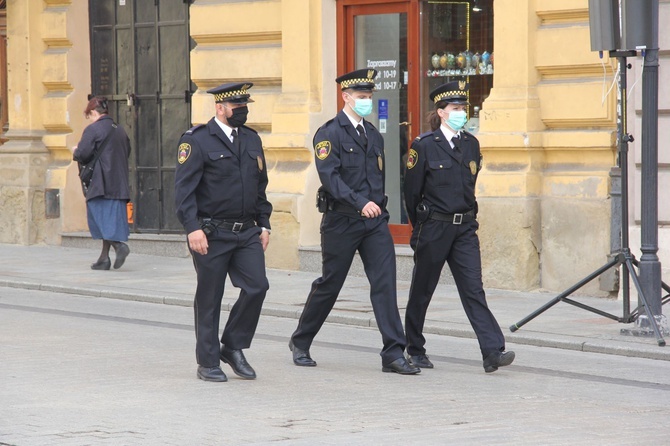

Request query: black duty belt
[
  {"left": 330, "top": 201, "right": 363, "bottom": 218},
  {"left": 198, "top": 217, "right": 256, "bottom": 233},
  {"left": 429, "top": 209, "right": 475, "bottom": 225}
]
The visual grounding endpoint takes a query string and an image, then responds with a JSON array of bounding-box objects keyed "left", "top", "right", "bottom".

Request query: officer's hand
[
  {"left": 361, "top": 201, "right": 382, "bottom": 218},
  {"left": 259, "top": 230, "right": 270, "bottom": 252},
  {"left": 188, "top": 229, "right": 208, "bottom": 256}
]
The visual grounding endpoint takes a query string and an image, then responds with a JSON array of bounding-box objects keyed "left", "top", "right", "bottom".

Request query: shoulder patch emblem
[
  {"left": 469, "top": 160, "right": 477, "bottom": 175},
  {"left": 257, "top": 155, "right": 264, "bottom": 171},
  {"left": 178, "top": 143, "right": 191, "bottom": 164},
  {"left": 406, "top": 149, "right": 418, "bottom": 169},
  {"left": 315, "top": 141, "right": 331, "bottom": 160}
]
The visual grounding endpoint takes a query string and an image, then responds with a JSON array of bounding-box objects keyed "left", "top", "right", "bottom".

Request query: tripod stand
[{"left": 509, "top": 51, "right": 668, "bottom": 347}]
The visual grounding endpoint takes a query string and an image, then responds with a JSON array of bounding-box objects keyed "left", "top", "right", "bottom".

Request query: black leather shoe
[
  {"left": 113, "top": 242, "right": 130, "bottom": 269},
  {"left": 483, "top": 351, "right": 516, "bottom": 373},
  {"left": 382, "top": 357, "right": 421, "bottom": 375},
  {"left": 288, "top": 340, "right": 316, "bottom": 367},
  {"left": 91, "top": 258, "right": 111, "bottom": 270},
  {"left": 408, "top": 354, "right": 434, "bottom": 369},
  {"left": 197, "top": 366, "right": 227, "bottom": 382},
  {"left": 220, "top": 347, "right": 256, "bottom": 379}
]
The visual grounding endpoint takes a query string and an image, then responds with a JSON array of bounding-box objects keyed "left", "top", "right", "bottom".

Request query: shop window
[{"left": 421, "top": 0, "right": 493, "bottom": 134}]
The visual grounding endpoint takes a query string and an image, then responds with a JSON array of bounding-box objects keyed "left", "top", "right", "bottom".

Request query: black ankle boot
[
  {"left": 112, "top": 242, "right": 130, "bottom": 269},
  {"left": 91, "top": 258, "right": 111, "bottom": 270}
]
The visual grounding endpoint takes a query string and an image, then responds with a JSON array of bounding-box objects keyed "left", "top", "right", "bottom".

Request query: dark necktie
[
  {"left": 451, "top": 134, "right": 461, "bottom": 151},
  {"left": 231, "top": 129, "right": 240, "bottom": 156},
  {"left": 356, "top": 124, "right": 368, "bottom": 147}
]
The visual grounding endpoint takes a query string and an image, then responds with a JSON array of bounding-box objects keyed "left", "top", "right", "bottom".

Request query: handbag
[{"left": 78, "top": 123, "right": 117, "bottom": 194}]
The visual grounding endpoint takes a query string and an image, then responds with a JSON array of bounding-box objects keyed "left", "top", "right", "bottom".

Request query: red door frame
[{"left": 336, "top": 0, "right": 420, "bottom": 244}]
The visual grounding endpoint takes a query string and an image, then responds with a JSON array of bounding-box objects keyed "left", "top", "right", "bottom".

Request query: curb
[{"left": 2, "top": 278, "right": 669, "bottom": 362}]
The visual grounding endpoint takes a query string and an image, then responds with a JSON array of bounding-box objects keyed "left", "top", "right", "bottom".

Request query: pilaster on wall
[
  {"left": 189, "top": 0, "right": 321, "bottom": 269},
  {"left": 0, "top": 0, "right": 50, "bottom": 244},
  {"left": 476, "top": 0, "right": 543, "bottom": 290},
  {"left": 477, "top": 0, "right": 617, "bottom": 293},
  {"left": 0, "top": 0, "right": 91, "bottom": 245}
]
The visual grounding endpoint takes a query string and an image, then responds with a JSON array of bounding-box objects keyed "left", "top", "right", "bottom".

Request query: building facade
[{"left": 0, "top": 0, "right": 667, "bottom": 296}]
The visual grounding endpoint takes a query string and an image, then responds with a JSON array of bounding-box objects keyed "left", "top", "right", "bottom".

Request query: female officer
[{"left": 403, "top": 81, "right": 515, "bottom": 373}]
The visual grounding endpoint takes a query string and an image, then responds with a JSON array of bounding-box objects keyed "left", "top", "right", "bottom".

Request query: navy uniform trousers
[
  {"left": 291, "top": 212, "right": 406, "bottom": 365},
  {"left": 191, "top": 226, "right": 269, "bottom": 368},
  {"left": 406, "top": 218, "right": 505, "bottom": 359}
]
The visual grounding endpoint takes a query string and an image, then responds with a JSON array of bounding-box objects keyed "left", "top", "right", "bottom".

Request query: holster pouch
[
  {"left": 200, "top": 218, "right": 217, "bottom": 236},
  {"left": 416, "top": 203, "right": 430, "bottom": 223},
  {"left": 316, "top": 188, "right": 329, "bottom": 213}
]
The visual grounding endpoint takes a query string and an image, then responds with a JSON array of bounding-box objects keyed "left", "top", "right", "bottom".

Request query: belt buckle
[
  {"left": 232, "top": 222, "right": 244, "bottom": 232},
  {"left": 453, "top": 213, "right": 463, "bottom": 225}
]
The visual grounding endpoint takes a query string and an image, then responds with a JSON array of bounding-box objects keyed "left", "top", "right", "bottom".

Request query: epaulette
[
  {"left": 321, "top": 117, "right": 336, "bottom": 130},
  {"left": 414, "top": 131, "right": 433, "bottom": 141},
  {"left": 182, "top": 124, "right": 205, "bottom": 136},
  {"left": 461, "top": 130, "right": 475, "bottom": 139},
  {"left": 240, "top": 124, "right": 258, "bottom": 134},
  {"left": 366, "top": 121, "right": 378, "bottom": 131},
  {"left": 312, "top": 120, "right": 335, "bottom": 146}
]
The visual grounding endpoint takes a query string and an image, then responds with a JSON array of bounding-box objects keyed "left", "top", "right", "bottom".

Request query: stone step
[
  {"left": 60, "top": 232, "right": 190, "bottom": 258},
  {"left": 61, "top": 233, "right": 456, "bottom": 284},
  {"left": 298, "top": 245, "right": 455, "bottom": 285}
]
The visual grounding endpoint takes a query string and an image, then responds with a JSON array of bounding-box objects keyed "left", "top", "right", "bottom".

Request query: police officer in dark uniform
[
  {"left": 289, "top": 69, "right": 419, "bottom": 375},
  {"left": 403, "top": 80, "right": 515, "bottom": 373},
  {"left": 175, "top": 82, "right": 272, "bottom": 382}
]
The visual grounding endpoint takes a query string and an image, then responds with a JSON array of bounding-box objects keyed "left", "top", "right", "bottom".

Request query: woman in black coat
[{"left": 73, "top": 96, "right": 132, "bottom": 270}]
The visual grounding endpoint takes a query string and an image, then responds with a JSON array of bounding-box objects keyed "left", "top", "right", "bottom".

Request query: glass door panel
[{"left": 354, "top": 13, "right": 409, "bottom": 225}]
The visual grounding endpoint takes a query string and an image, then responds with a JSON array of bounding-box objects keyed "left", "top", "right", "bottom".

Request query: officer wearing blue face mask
[
  {"left": 289, "top": 69, "right": 420, "bottom": 376},
  {"left": 403, "top": 80, "right": 515, "bottom": 374}
]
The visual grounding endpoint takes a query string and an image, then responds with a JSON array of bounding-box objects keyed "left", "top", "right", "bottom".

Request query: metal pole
[
  {"left": 638, "top": 0, "right": 662, "bottom": 316},
  {"left": 618, "top": 55, "right": 631, "bottom": 319}
]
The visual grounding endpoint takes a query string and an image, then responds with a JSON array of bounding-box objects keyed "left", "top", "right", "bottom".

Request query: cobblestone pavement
[{"left": 1, "top": 289, "right": 669, "bottom": 445}]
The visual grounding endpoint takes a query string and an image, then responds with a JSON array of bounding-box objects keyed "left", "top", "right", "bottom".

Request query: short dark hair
[{"left": 84, "top": 96, "right": 108, "bottom": 117}]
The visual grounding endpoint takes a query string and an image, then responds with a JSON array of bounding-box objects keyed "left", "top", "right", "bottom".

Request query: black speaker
[
  {"left": 589, "top": 0, "right": 620, "bottom": 51},
  {"left": 621, "top": 0, "right": 658, "bottom": 50}
]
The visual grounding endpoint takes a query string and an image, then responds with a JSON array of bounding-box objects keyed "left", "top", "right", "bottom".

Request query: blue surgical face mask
[
  {"left": 347, "top": 94, "right": 373, "bottom": 117},
  {"left": 445, "top": 110, "right": 468, "bottom": 131}
]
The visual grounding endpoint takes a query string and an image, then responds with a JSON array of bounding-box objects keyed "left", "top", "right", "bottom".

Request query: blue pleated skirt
[{"left": 87, "top": 198, "right": 129, "bottom": 242}]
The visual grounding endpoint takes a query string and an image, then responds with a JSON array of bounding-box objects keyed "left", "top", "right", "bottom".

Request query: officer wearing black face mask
[{"left": 175, "top": 82, "right": 273, "bottom": 383}]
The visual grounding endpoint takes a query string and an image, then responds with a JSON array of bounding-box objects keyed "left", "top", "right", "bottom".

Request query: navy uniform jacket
[
  {"left": 73, "top": 115, "right": 131, "bottom": 202},
  {"left": 174, "top": 118, "right": 272, "bottom": 234},
  {"left": 403, "top": 128, "right": 482, "bottom": 226},
  {"left": 314, "top": 110, "right": 386, "bottom": 210}
]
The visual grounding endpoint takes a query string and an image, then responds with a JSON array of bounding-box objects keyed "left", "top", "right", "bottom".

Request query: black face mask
[{"left": 227, "top": 106, "right": 248, "bottom": 128}]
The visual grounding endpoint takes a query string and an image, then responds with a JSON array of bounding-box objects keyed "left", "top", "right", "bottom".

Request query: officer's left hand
[
  {"left": 188, "top": 229, "right": 208, "bottom": 255},
  {"left": 259, "top": 230, "right": 270, "bottom": 252}
]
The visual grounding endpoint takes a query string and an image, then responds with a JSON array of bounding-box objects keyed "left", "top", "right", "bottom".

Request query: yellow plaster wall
[
  {"left": 477, "top": 0, "right": 617, "bottom": 293},
  {"left": 189, "top": 0, "right": 324, "bottom": 269}
]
